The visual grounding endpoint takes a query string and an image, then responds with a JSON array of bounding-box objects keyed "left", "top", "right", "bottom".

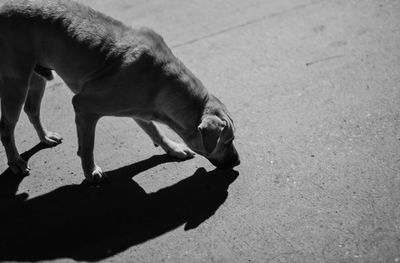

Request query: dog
[{"left": 0, "top": 0, "right": 240, "bottom": 182}]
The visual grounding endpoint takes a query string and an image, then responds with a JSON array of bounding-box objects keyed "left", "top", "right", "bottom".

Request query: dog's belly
[{"left": 73, "top": 82, "right": 162, "bottom": 118}]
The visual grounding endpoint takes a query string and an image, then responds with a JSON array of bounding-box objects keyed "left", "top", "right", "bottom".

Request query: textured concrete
[{"left": 1, "top": 0, "right": 400, "bottom": 262}]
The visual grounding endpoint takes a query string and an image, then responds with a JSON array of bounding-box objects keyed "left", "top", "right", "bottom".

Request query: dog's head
[{"left": 184, "top": 97, "right": 240, "bottom": 169}]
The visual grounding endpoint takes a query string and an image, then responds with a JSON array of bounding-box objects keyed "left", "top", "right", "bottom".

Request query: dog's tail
[{"left": 34, "top": 65, "right": 54, "bottom": 81}]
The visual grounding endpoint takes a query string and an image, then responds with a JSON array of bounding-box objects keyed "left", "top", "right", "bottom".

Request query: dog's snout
[
  {"left": 229, "top": 156, "right": 240, "bottom": 168},
  {"left": 211, "top": 156, "right": 240, "bottom": 170}
]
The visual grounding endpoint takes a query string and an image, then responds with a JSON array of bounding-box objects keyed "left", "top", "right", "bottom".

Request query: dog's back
[{"left": 0, "top": 0, "right": 131, "bottom": 54}]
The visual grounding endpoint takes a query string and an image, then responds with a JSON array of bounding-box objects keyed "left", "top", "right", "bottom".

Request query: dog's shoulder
[{"left": 120, "top": 27, "right": 174, "bottom": 65}]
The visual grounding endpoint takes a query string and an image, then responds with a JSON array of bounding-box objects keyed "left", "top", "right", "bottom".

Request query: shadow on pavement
[
  {"left": 0, "top": 142, "right": 51, "bottom": 197},
  {"left": 0, "top": 144, "right": 239, "bottom": 261}
]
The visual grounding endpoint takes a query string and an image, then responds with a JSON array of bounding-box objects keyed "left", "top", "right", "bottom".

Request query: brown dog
[{"left": 0, "top": 0, "right": 239, "bottom": 182}]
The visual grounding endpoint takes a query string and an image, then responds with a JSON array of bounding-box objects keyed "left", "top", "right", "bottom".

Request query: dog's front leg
[
  {"left": 74, "top": 110, "right": 106, "bottom": 182},
  {"left": 134, "top": 119, "right": 195, "bottom": 159}
]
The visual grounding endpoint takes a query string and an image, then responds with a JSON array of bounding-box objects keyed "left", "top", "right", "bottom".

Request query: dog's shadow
[{"left": 0, "top": 143, "right": 239, "bottom": 262}]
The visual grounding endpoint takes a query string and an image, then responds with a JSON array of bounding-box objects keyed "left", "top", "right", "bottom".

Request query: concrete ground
[{"left": 1, "top": 0, "right": 399, "bottom": 262}]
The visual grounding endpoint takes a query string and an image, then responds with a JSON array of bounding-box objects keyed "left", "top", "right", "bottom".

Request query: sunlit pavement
[{"left": 1, "top": 0, "right": 399, "bottom": 262}]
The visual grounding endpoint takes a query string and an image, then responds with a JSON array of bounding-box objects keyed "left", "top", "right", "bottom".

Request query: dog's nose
[
  {"left": 233, "top": 157, "right": 240, "bottom": 167},
  {"left": 228, "top": 157, "right": 240, "bottom": 168}
]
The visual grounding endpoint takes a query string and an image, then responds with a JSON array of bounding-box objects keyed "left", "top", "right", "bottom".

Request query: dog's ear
[{"left": 198, "top": 115, "right": 226, "bottom": 153}]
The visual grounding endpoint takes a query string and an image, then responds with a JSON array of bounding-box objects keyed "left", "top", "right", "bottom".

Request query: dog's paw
[
  {"left": 40, "top": 131, "right": 63, "bottom": 146},
  {"left": 163, "top": 140, "right": 195, "bottom": 159},
  {"left": 8, "top": 157, "right": 31, "bottom": 175},
  {"left": 84, "top": 164, "right": 108, "bottom": 183}
]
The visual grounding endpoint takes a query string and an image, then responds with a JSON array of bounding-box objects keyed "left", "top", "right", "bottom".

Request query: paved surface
[{"left": 1, "top": 0, "right": 400, "bottom": 262}]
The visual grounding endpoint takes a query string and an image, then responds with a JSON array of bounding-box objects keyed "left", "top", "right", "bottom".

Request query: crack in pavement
[
  {"left": 172, "top": 0, "right": 326, "bottom": 49},
  {"left": 305, "top": 55, "right": 346, "bottom": 66}
]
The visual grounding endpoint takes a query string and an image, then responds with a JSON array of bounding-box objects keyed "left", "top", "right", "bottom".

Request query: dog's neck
[
  {"left": 155, "top": 62, "right": 209, "bottom": 139},
  {"left": 159, "top": 86, "right": 208, "bottom": 139},
  {"left": 160, "top": 91, "right": 229, "bottom": 144}
]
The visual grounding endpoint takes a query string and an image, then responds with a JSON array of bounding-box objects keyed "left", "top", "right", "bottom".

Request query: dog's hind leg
[
  {"left": 134, "top": 119, "right": 195, "bottom": 159},
  {"left": 24, "top": 73, "right": 62, "bottom": 146},
  {"left": 0, "top": 73, "right": 32, "bottom": 175}
]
